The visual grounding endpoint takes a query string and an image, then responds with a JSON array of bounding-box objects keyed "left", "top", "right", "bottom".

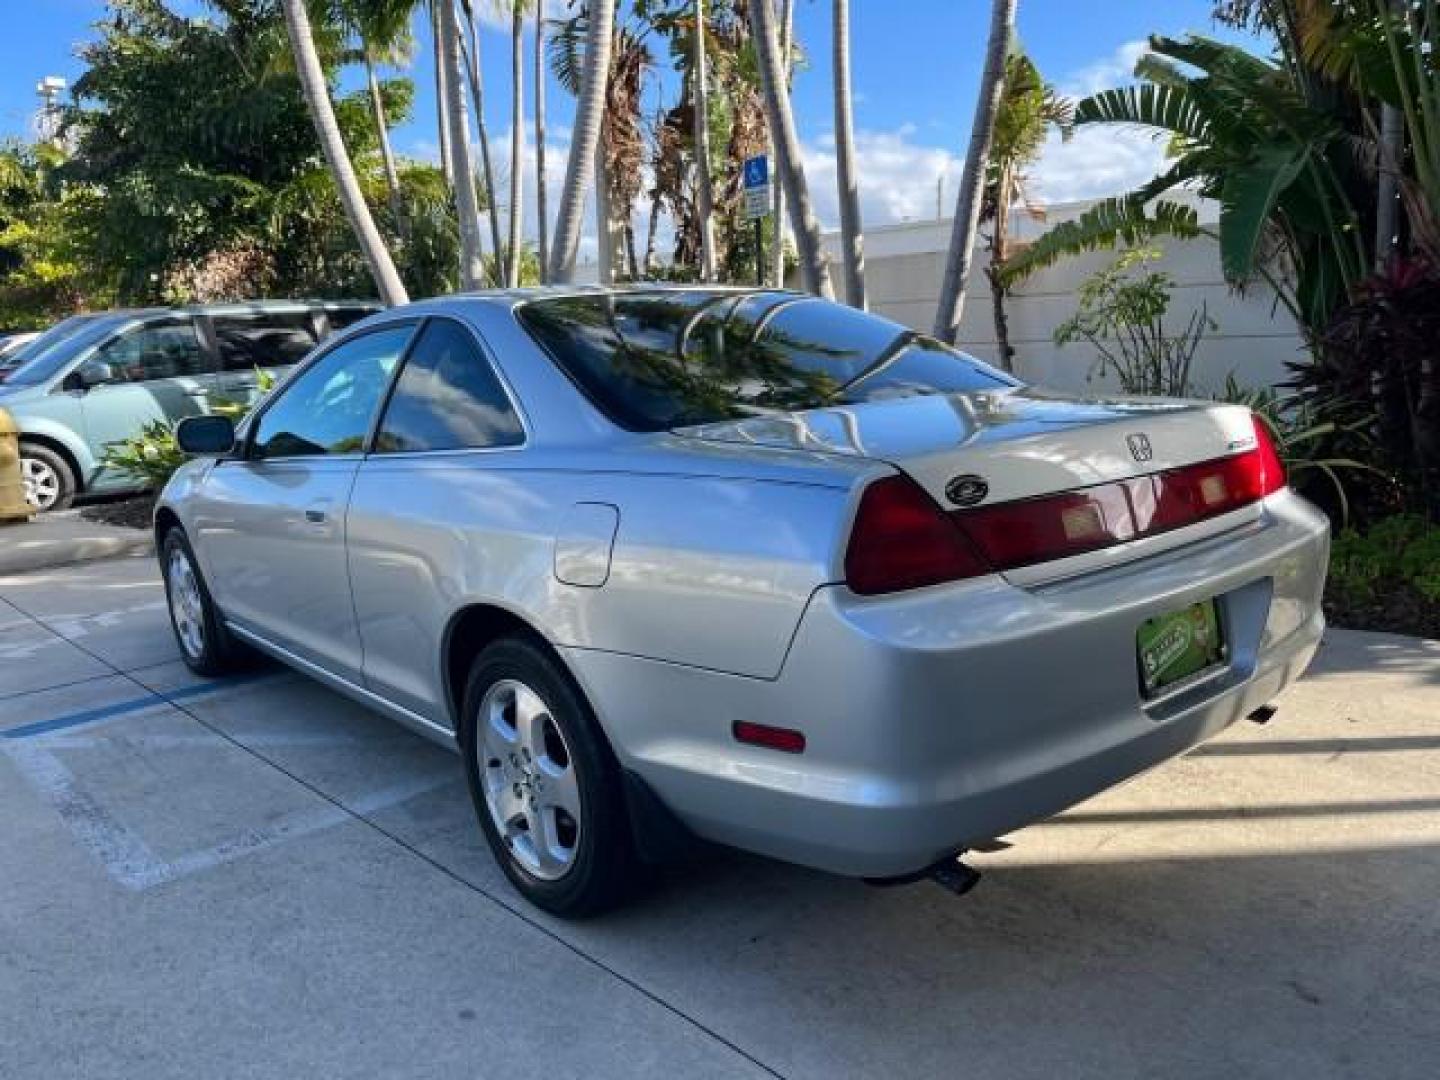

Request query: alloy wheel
[
  {"left": 20, "top": 456, "right": 60, "bottom": 511},
  {"left": 167, "top": 547, "right": 206, "bottom": 661},
  {"left": 477, "top": 678, "right": 582, "bottom": 881}
]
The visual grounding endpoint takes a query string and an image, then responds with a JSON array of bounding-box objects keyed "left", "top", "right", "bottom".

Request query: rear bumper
[{"left": 566, "top": 489, "right": 1330, "bottom": 877}]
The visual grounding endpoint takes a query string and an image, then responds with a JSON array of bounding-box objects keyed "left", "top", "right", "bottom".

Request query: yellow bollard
[{"left": 0, "top": 406, "right": 35, "bottom": 523}]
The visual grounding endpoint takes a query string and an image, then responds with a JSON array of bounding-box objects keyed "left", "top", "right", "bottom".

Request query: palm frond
[{"left": 996, "top": 198, "right": 1202, "bottom": 288}]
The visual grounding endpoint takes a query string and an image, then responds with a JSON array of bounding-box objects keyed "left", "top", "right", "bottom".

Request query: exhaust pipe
[
  {"left": 1248, "top": 704, "right": 1278, "bottom": 726},
  {"left": 864, "top": 853, "right": 982, "bottom": 897}
]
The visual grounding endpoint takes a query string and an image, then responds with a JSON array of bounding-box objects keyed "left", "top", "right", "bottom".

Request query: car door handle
[
  {"left": 304, "top": 508, "right": 327, "bottom": 524},
  {"left": 184, "top": 389, "right": 208, "bottom": 398}
]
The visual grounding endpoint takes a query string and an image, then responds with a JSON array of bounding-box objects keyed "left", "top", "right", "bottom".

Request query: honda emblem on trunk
[{"left": 1127, "top": 433, "right": 1154, "bottom": 463}]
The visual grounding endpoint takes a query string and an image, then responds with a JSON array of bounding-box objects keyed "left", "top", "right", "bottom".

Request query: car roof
[
  {"left": 71, "top": 299, "right": 383, "bottom": 322},
  {"left": 453, "top": 283, "right": 786, "bottom": 305}
]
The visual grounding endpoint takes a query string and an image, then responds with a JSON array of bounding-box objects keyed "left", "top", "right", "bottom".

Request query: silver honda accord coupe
[{"left": 156, "top": 286, "right": 1329, "bottom": 915}]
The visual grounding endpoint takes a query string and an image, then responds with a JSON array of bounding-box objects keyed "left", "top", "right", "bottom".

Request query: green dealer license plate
[{"left": 1137, "top": 599, "right": 1225, "bottom": 697}]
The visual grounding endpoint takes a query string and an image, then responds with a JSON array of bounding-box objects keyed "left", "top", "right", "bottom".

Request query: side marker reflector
[{"left": 732, "top": 721, "right": 806, "bottom": 754}]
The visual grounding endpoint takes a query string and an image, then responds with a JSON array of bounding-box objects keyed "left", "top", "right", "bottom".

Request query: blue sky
[{"left": 0, "top": 1, "right": 1264, "bottom": 240}]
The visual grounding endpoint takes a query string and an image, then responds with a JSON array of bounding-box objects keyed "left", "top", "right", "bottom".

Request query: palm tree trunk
[
  {"left": 643, "top": 191, "right": 661, "bottom": 276},
  {"left": 281, "top": 0, "right": 407, "bottom": 305},
  {"left": 365, "top": 53, "right": 406, "bottom": 235},
  {"left": 986, "top": 265, "right": 1014, "bottom": 370},
  {"left": 506, "top": 3, "right": 525, "bottom": 287},
  {"left": 693, "top": 0, "right": 718, "bottom": 281},
  {"left": 832, "top": 0, "right": 865, "bottom": 308},
  {"left": 550, "top": 0, "right": 617, "bottom": 283},
  {"left": 460, "top": 3, "right": 506, "bottom": 282},
  {"left": 933, "top": 0, "right": 1014, "bottom": 344},
  {"left": 749, "top": 0, "right": 833, "bottom": 298},
  {"left": 1377, "top": 103, "right": 1404, "bottom": 270},
  {"left": 433, "top": 2, "right": 453, "bottom": 186},
  {"left": 989, "top": 164, "right": 1015, "bottom": 371},
  {"left": 771, "top": 0, "right": 794, "bottom": 287},
  {"left": 593, "top": 128, "right": 628, "bottom": 282},
  {"left": 534, "top": 0, "right": 549, "bottom": 282},
  {"left": 438, "top": 0, "right": 487, "bottom": 289},
  {"left": 594, "top": 133, "right": 614, "bottom": 284}
]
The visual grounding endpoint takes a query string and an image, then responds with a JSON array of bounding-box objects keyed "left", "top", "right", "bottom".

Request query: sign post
[{"left": 742, "top": 154, "right": 771, "bottom": 287}]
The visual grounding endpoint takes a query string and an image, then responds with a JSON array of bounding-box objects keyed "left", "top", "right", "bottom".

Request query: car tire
[
  {"left": 460, "top": 636, "right": 636, "bottom": 917},
  {"left": 160, "top": 527, "right": 249, "bottom": 677},
  {"left": 19, "top": 442, "right": 76, "bottom": 512}
]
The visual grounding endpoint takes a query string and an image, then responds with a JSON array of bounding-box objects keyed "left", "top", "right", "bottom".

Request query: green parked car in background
[{"left": 0, "top": 300, "right": 378, "bottom": 511}]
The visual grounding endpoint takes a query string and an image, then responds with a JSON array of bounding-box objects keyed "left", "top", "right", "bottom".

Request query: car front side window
[
  {"left": 94, "top": 320, "right": 209, "bottom": 384},
  {"left": 250, "top": 325, "right": 414, "bottom": 460}
]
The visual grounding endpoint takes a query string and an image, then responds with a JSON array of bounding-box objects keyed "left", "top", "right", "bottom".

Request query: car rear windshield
[{"left": 515, "top": 291, "right": 1016, "bottom": 432}]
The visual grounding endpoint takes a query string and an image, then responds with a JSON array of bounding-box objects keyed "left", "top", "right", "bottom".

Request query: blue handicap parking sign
[{"left": 743, "top": 155, "right": 769, "bottom": 189}]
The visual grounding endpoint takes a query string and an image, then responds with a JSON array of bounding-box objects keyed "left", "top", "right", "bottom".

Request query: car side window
[
  {"left": 213, "top": 313, "right": 317, "bottom": 371},
  {"left": 323, "top": 306, "right": 379, "bottom": 334},
  {"left": 250, "top": 325, "right": 413, "bottom": 460},
  {"left": 373, "top": 319, "right": 524, "bottom": 453},
  {"left": 94, "top": 320, "right": 208, "bottom": 383}
]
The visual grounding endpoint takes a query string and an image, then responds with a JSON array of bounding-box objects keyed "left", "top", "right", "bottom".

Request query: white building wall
[{"left": 820, "top": 198, "right": 1308, "bottom": 396}]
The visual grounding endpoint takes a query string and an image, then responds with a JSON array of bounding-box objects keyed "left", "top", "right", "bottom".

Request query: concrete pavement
[
  {"left": 1, "top": 556, "right": 1438, "bottom": 1079},
  {"left": 0, "top": 510, "right": 153, "bottom": 575}
]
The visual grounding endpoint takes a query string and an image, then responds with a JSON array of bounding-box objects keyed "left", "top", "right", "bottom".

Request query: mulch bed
[
  {"left": 1325, "top": 583, "right": 1440, "bottom": 641},
  {"left": 79, "top": 494, "right": 155, "bottom": 531}
]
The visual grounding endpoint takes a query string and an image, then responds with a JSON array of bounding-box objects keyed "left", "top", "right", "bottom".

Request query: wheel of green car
[{"left": 18, "top": 443, "right": 76, "bottom": 512}]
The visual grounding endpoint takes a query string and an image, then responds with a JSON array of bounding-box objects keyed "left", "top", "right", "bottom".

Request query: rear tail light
[
  {"left": 844, "top": 475, "right": 990, "bottom": 595},
  {"left": 843, "top": 412, "right": 1286, "bottom": 591},
  {"left": 1252, "top": 414, "right": 1287, "bottom": 494},
  {"left": 958, "top": 483, "right": 1137, "bottom": 569}
]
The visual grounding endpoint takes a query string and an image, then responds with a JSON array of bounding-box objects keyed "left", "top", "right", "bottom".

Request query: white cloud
[
  {"left": 798, "top": 128, "right": 957, "bottom": 229},
  {"left": 1061, "top": 39, "right": 1152, "bottom": 98},
  {"left": 1028, "top": 127, "right": 1168, "bottom": 205}
]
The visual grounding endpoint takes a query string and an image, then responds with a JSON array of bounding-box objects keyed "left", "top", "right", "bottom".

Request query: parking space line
[
  {"left": 4, "top": 738, "right": 171, "bottom": 889},
  {"left": 2, "top": 672, "right": 277, "bottom": 740},
  {"left": 3, "top": 733, "right": 450, "bottom": 891}
]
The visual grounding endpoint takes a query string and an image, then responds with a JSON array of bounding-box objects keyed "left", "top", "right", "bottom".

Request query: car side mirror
[
  {"left": 176, "top": 414, "right": 236, "bottom": 456},
  {"left": 66, "top": 360, "right": 115, "bottom": 391}
]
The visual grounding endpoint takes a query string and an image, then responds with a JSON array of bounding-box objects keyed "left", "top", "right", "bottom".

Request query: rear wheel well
[
  {"left": 17, "top": 434, "right": 83, "bottom": 493},
  {"left": 444, "top": 605, "right": 560, "bottom": 728},
  {"left": 442, "top": 604, "right": 689, "bottom": 866}
]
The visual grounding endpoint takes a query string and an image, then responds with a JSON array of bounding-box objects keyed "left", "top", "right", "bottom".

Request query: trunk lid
[
  {"left": 678, "top": 388, "right": 1259, "bottom": 505},
  {"left": 678, "top": 388, "right": 1264, "bottom": 581}
]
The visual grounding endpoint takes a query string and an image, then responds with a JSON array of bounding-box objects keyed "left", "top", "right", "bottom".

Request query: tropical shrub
[
  {"left": 998, "top": 33, "right": 1372, "bottom": 336},
  {"left": 1304, "top": 258, "right": 1440, "bottom": 520},
  {"left": 1214, "top": 375, "right": 1389, "bottom": 525},
  {"left": 101, "top": 368, "right": 276, "bottom": 490},
  {"left": 100, "top": 420, "right": 191, "bottom": 491},
  {"left": 1053, "top": 248, "right": 1214, "bottom": 397},
  {"left": 1327, "top": 514, "right": 1440, "bottom": 638}
]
